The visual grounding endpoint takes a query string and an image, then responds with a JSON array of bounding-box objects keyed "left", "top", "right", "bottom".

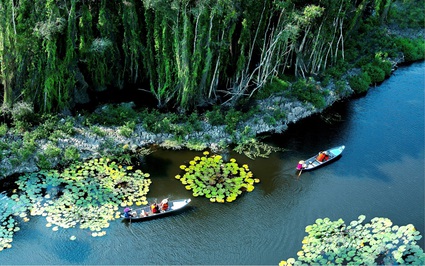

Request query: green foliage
[
  {"left": 362, "top": 63, "right": 386, "bottom": 84},
  {"left": 281, "top": 215, "right": 425, "bottom": 265},
  {"left": 185, "top": 140, "right": 208, "bottom": 151},
  {"left": 44, "top": 143, "right": 61, "bottom": 159},
  {"left": 119, "top": 121, "right": 136, "bottom": 137},
  {"left": 0, "top": 124, "right": 7, "bottom": 136},
  {"left": 36, "top": 154, "right": 52, "bottom": 169},
  {"left": 3, "top": 158, "right": 152, "bottom": 247},
  {"left": 85, "top": 104, "right": 139, "bottom": 127},
  {"left": 349, "top": 72, "right": 372, "bottom": 94},
  {"left": 205, "top": 106, "right": 226, "bottom": 126},
  {"left": 0, "top": 0, "right": 422, "bottom": 113},
  {"left": 225, "top": 109, "right": 243, "bottom": 133},
  {"left": 234, "top": 139, "right": 282, "bottom": 160},
  {"left": 256, "top": 77, "right": 290, "bottom": 100},
  {"left": 64, "top": 146, "right": 80, "bottom": 163},
  {"left": 176, "top": 151, "right": 259, "bottom": 203},
  {"left": 10, "top": 102, "right": 36, "bottom": 132},
  {"left": 291, "top": 78, "right": 327, "bottom": 109},
  {"left": 90, "top": 126, "right": 107, "bottom": 137},
  {"left": 0, "top": 195, "right": 19, "bottom": 251},
  {"left": 388, "top": 0, "right": 425, "bottom": 29},
  {"left": 395, "top": 37, "right": 425, "bottom": 62},
  {"left": 0, "top": 139, "right": 8, "bottom": 160},
  {"left": 324, "top": 62, "right": 348, "bottom": 79},
  {"left": 140, "top": 109, "right": 167, "bottom": 134}
]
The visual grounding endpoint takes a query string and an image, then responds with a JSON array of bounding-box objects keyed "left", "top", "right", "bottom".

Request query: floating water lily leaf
[{"left": 6, "top": 156, "right": 153, "bottom": 246}]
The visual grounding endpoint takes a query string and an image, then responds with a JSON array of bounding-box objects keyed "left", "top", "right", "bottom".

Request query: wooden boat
[
  {"left": 297, "top": 145, "right": 345, "bottom": 171},
  {"left": 122, "top": 198, "right": 191, "bottom": 221}
]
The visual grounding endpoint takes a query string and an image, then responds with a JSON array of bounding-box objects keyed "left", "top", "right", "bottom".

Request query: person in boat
[
  {"left": 160, "top": 198, "right": 169, "bottom": 211},
  {"left": 296, "top": 160, "right": 305, "bottom": 170},
  {"left": 151, "top": 202, "right": 160, "bottom": 213},
  {"left": 140, "top": 209, "right": 148, "bottom": 217},
  {"left": 317, "top": 151, "right": 330, "bottom": 162},
  {"left": 323, "top": 151, "right": 330, "bottom": 161},
  {"left": 317, "top": 151, "right": 326, "bottom": 162},
  {"left": 123, "top": 207, "right": 134, "bottom": 218}
]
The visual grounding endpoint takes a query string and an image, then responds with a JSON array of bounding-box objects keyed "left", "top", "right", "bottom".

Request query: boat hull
[
  {"left": 298, "top": 145, "right": 345, "bottom": 171},
  {"left": 122, "top": 198, "right": 191, "bottom": 222}
]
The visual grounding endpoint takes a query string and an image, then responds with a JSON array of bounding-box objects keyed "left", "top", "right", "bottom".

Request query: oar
[{"left": 298, "top": 169, "right": 303, "bottom": 177}]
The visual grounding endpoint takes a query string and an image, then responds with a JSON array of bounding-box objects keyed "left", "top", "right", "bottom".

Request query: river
[{"left": 1, "top": 61, "right": 424, "bottom": 265}]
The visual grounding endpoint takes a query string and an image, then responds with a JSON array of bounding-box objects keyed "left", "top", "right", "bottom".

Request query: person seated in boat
[
  {"left": 140, "top": 210, "right": 148, "bottom": 217},
  {"left": 317, "top": 151, "right": 326, "bottom": 162},
  {"left": 151, "top": 202, "right": 159, "bottom": 213},
  {"left": 160, "top": 198, "right": 169, "bottom": 211},
  {"left": 323, "top": 151, "right": 330, "bottom": 161}
]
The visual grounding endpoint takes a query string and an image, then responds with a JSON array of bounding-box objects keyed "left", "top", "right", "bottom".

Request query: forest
[{"left": 2, "top": 0, "right": 420, "bottom": 115}]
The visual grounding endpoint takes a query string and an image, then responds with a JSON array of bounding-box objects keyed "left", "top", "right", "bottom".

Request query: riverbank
[
  {"left": 1, "top": 23, "right": 424, "bottom": 179},
  {"left": 0, "top": 58, "right": 399, "bottom": 179}
]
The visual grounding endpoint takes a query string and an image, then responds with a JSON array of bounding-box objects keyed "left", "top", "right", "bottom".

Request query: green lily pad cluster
[
  {"left": 6, "top": 158, "right": 151, "bottom": 243},
  {"left": 0, "top": 194, "right": 22, "bottom": 251},
  {"left": 176, "top": 151, "right": 259, "bottom": 203},
  {"left": 280, "top": 215, "right": 425, "bottom": 265}
]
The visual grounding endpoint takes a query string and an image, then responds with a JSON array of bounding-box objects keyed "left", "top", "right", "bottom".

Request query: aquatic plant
[
  {"left": 234, "top": 138, "right": 283, "bottom": 160},
  {"left": 3, "top": 158, "right": 151, "bottom": 245},
  {"left": 0, "top": 193, "right": 23, "bottom": 251},
  {"left": 176, "top": 151, "right": 259, "bottom": 203},
  {"left": 280, "top": 215, "right": 425, "bottom": 265}
]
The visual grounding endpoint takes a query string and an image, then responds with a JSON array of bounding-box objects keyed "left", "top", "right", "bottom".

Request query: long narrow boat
[
  {"left": 297, "top": 145, "right": 345, "bottom": 171},
  {"left": 122, "top": 198, "right": 191, "bottom": 221}
]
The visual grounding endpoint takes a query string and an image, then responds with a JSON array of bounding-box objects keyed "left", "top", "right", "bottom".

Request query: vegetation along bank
[
  {"left": 0, "top": 1, "right": 424, "bottom": 262},
  {"left": 0, "top": 0, "right": 424, "bottom": 178}
]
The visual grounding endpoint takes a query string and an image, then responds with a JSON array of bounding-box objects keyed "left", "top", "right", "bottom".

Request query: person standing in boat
[
  {"left": 297, "top": 160, "right": 306, "bottom": 170},
  {"left": 124, "top": 207, "right": 134, "bottom": 218}
]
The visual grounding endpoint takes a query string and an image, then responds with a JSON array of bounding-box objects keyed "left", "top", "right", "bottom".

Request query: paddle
[{"left": 298, "top": 169, "right": 303, "bottom": 177}]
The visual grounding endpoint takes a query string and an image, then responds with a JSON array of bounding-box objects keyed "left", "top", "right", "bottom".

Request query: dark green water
[{"left": 1, "top": 61, "right": 424, "bottom": 265}]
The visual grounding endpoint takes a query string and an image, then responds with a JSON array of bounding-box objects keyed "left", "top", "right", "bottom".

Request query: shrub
[
  {"left": 90, "top": 126, "right": 107, "bottom": 136},
  {"left": 185, "top": 140, "right": 208, "bottom": 151},
  {"left": 140, "top": 109, "right": 166, "bottom": 134},
  {"left": 44, "top": 143, "right": 61, "bottom": 158},
  {"left": 10, "top": 101, "right": 36, "bottom": 131},
  {"left": 374, "top": 52, "right": 392, "bottom": 77},
  {"left": 85, "top": 103, "right": 138, "bottom": 126},
  {"left": 187, "top": 112, "right": 202, "bottom": 131},
  {"left": 224, "top": 108, "right": 243, "bottom": 133},
  {"left": 362, "top": 63, "right": 385, "bottom": 84},
  {"left": 36, "top": 154, "right": 51, "bottom": 169},
  {"left": 119, "top": 121, "right": 136, "bottom": 137},
  {"left": 349, "top": 72, "right": 371, "bottom": 94},
  {"left": 395, "top": 37, "right": 425, "bottom": 62},
  {"left": 324, "top": 60, "right": 348, "bottom": 79},
  {"left": 205, "top": 106, "right": 225, "bottom": 126},
  {"left": 256, "top": 77, "right": 290, "bottom": 99},
  {"left": 291, "top": 78, "right": 327, "bottom": 109},
  {"left": 64, "top": 146, "right": 80, "bottom": 163},
  {"left": 0, "top": 123, "right": 7, "bottom": 136}
]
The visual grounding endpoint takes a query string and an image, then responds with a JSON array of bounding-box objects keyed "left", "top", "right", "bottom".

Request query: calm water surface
[{"left": 1, "top": 62, "right": 424, "bottom": 265}]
